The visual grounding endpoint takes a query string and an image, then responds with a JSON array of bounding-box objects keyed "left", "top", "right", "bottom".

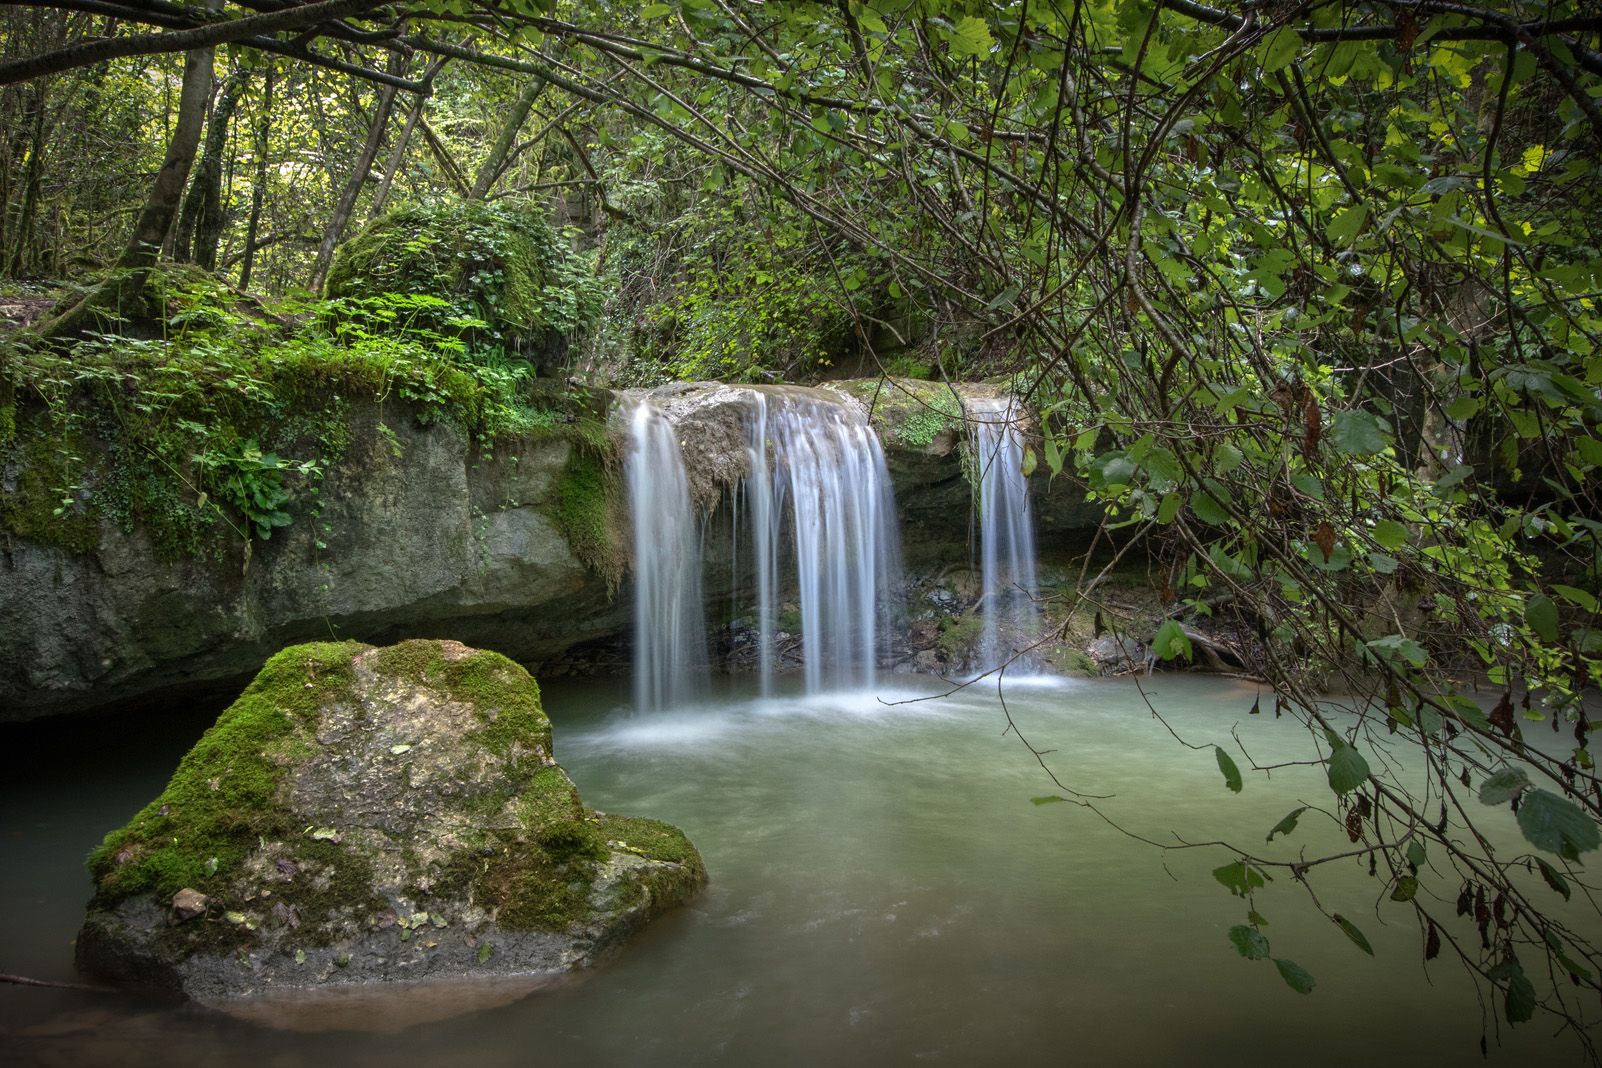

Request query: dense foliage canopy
[{"left": 2, "top": 0, "right": 1600, "bottom": 1056}]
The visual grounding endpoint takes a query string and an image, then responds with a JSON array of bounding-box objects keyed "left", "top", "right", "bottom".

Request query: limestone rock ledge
[{"left": 76, "top": 639, "right": 705, "bottom": 1004}]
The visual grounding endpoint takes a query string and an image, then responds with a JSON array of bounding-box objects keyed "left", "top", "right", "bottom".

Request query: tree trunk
[
  {"left": 368, "top": 57, "right": 444, "bottom": 219},
  {"left": 309, "top": 54, "right": 402, "bottom": 292},
  {"left": 29, "top": 43, "right": 212, "bottom": 339},
  {"left": 176, "top": 66, "right": 247, "bottom": 268},
  {"left": 117, "top": 46, "right": 213, "bottom": 270},
  {"left": 238, "top": 62, "right": 273, "bottom": 292},
  {"left": 468, "top": 76, "right": 545, "bottom": 200},
  {"left": 3, "top": 89, "right": 47, "bottom": 276}
]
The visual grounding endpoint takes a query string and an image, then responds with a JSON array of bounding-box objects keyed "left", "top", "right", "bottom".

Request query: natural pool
[{"left": 0, "top": 673, "right": 1589, "bottom": 1065}]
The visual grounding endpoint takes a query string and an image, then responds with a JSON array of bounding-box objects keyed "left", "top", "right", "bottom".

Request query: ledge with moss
[
  {"left": 0, "top": 310, "right": 630, "bottom": 721},
  {"left": 76, "top": 639, "right": 706, "bottom": 1004}
]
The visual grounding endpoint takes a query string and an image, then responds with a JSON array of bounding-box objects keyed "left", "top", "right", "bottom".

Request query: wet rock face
[
  {"left": 0, "top": 403, "right": 625, "bottom": 723},
  {"left": 76, "top": 639, "right": 705, "bottom": 1005}
]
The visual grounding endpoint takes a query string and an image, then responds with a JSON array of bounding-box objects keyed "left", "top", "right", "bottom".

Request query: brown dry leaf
[
  {"left": 1303, "top": 392, "right": 1322, "bottom": 454},
  {"left": 1314, "top": 522, "right": 1336, "bottom": 562}
]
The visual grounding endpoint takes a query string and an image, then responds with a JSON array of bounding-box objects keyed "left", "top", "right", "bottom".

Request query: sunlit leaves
[
  {"left": 945, "top": 16, "right": 994, "bottom": 58},
  {"left": 1152, "top": 619, "right": 1193, "bottom": 662}
]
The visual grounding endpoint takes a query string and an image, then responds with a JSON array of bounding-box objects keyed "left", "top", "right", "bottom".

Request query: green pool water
[{"left": 0, "top": 672, "right": 1590, "bottom": 1065}]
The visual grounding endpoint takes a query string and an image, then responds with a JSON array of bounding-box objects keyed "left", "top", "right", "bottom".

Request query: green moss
[
  {"left": 546, "top": 446, "right": 625, "bottom": 589},
  {"left": 936, "top": 613, "right": 985, "bottom": 660},
  {"left": 370, "top": 640, "right": 553, "bottom": 760},
  {"left": 0, "top": 425, "right": 98, "bottom": 552},
  {"left": 516, "top": 765, "right": 587, "bottom": 829},
  {"left": 88, "top": 641, "right": 368, "bottom": 903},
  {"left": 848, "top": 379, "right": 965, "bottom": 449},
  {"left": 595, "top": 815, "right": 702, "bottom": 868}
]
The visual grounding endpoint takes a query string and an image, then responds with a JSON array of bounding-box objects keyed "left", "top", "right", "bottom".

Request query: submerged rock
[{"left": 77, "top": 639, "right": 705, "bottom": 1004}]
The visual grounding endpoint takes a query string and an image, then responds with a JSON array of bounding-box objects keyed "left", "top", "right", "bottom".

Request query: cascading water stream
[
  {"left": 625, "top": 400, "right": 707, "bottom": 712},
  {"left": 966, "top": 395, "right": 1040, "bottom": 675},
  {"left": 742, "top": 389, "right": 901, "bottom": 694},
  {"left": 626, "top": 385, "right": 901, "bottom": 705}
]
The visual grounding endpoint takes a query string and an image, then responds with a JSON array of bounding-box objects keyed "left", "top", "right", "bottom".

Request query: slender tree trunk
[
  {"left": 369, "top": 57, "right": 444, "bottom": 219},
  {"left": 4, "top": 91, "right": 47, "bottom": 276},
  {"left": 117, "top": 46, "right": 214, "bottom": 270},
  {"left": 30, "top": 43, "right": 212, "bottom": 338},
  {"left": 309, "top": 54, "right": 402, "bottom": 292},
  {"left": 176, "top": 66, "right": 247, "bottom": 267},
  {"left": 468, "top": 77, "right": 546, "bottom": 200},
  {"left": 239, "top": 63, "right": 272, "bottom": 292}
]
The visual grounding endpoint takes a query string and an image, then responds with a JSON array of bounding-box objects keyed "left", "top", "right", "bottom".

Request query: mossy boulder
[
  {"left": 77, "top": 639, "right": 704, "bottom": 1003},
  {"left": 324, "top": 199, "right": 599, "bottom": 372}
]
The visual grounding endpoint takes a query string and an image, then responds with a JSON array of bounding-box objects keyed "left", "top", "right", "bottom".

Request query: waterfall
[
  {"left": 625, "top": 385, "right": 901, "bottom": 704},
  {"left": 626, "top": 400, "right": 707, "bottom": 712},
  {"left": 743, "top": 388, "right": 901, "bottom": 694},
  {"left": 966, "top": 395, "right": 1040, "bottom": 675}
]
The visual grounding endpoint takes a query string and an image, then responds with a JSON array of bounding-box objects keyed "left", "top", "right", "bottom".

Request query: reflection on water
[{"left": 0, "top": 674, "right": 1592, "bottom": 1065}]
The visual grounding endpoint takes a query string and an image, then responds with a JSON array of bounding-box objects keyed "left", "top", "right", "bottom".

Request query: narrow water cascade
[
  {"left": 625, "top": 400, "right": 707, "bottom": 712},
  {"left": 966, "top": 395, "right": 1041, "bottom": 675},
  {"left": 626, "top": 385, "right": 901, "bottom": 700},
  {"left": 742, "top": 388, "right": 901, "bottom": 694}
]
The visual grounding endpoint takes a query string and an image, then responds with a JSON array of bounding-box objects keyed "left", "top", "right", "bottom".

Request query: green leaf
[
  {"left": 1258, "top": 26, "right": 1300, "bottom": 72},
  {"left": 1537, "top": 858, "right": 1572, "bottom": 901},
  {"left": 1191, "top": 488, "right": 1230, "bottom": 525},
  {"left": 1266, "top": 806, "right": 1307, "bottom": 842},
  {"left": 947, "top": 15, "right": 994, "bottom": 57},
  {"left": 1390, "top": 875, "right": 1418, "bottom": 902},
  {"left": 477, "top": 941, "right": 494, "bottom": 963},
  {"left": 1031, "top": 795, "right": 1069, "bottom": 806},
  {"left": 1274, "top": 957, "right": 1315, "bottom": 994},
  {"left": 1367, "top": 553, "right": 1399, "bottom": 575},
  {"left": 1213, "top": 860, "right": 1269, "bottom": 897},
  {"left": 1500, "top": 961, "right": 1536, "bottom": 1024},
  {"left": 1405, "top": 839, "right": 1427, "bottom": 869},
  {"left": 1151, "top": 619, "right": 1193, "bottom": 662},
  {"left": 1552, "top": 585, "right": 1599, "bottom": 613},
  {"left": 1327, "top": 742, "right": 1371, "bottom": 795},
  {"left": 1330, "top": 409, "right": 1389, "bottom": 455},
  {"left": 1517, "top": 789, "right": 1602, "bottom": 860},
  {"left": 1371, "top": 519, "right": 1409, "bottom": 550},
  {"left": 1525, "top": 594, "right": 1560, "bottom": 642},
  {"left": 1333, "top": 913, "right": 1374, "bottom": 956},
  {"left": 1215, "top": 746, "right": 1243, "bottom": 793},
  {"left": 1477, "top": 767, "right": 1530, "bottom": 805},
  {"left": 1228, "top": 925, "right": 1270, "bottom": 960},
  {"left": 1327, "top": 203, "right": 1368, "bottom": 245}
]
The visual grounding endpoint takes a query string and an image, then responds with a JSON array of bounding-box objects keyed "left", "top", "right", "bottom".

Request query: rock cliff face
[
  {"left": 1, "top": 383, "right": 1102, "bottom": 721},
  {"left": 1, "top": 402, "right": 626, "bottom": 722},
  {"left": 77, "top": 639, "right": 705, "bottom": 1002}
]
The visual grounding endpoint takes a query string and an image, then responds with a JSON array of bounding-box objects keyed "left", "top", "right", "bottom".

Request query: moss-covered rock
[
  {"left": 325, "top": 199, "right": 600, "bottom": 372},
  {"left": 76, "top": 638, "right": 705, "bottom": 1004}
]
